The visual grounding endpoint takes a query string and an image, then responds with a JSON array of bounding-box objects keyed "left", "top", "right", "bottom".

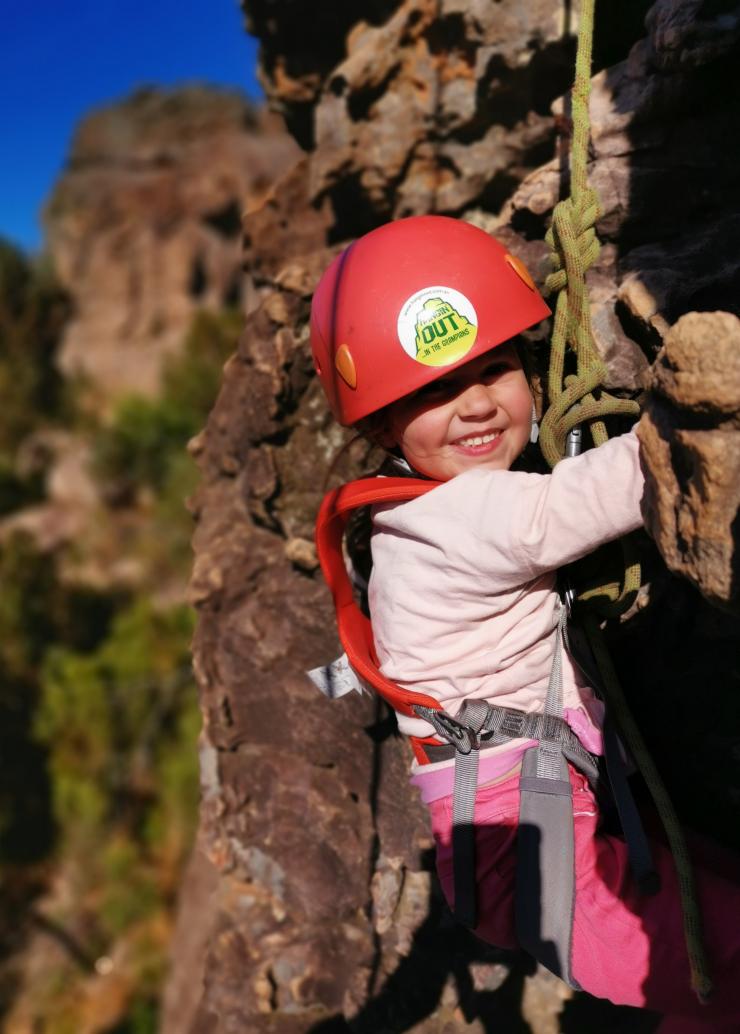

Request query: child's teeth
[{"left": 460, "top": 432, "right": 498, "bottom": 446}]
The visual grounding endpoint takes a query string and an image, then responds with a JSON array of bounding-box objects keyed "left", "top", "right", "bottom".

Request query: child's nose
[{"left": 458, "top": 382, "right": 496, "bottom": 416}]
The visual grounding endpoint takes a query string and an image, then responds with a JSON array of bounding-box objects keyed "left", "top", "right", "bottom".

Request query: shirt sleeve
[
  {"left": 375, "top": 430, "right": 644, "bottom": 590},
  {"left": 508, "top": 429, "right": 644, "bottom": 580}
]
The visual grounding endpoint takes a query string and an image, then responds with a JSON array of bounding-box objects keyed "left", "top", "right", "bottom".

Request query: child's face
[{"left": 385, "top": 342, "right": 533, "bottom": 481}]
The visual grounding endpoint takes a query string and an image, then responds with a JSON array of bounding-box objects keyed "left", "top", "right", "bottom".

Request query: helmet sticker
[{"left": 397, "top": 285, "right": 478, "bottom": 368}]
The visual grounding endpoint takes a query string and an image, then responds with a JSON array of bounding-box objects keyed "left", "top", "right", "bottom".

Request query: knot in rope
[
  {"left": 538, "top": 180, "right": 638, "bottom": 475},
  {"left": 544, "top": 186, "right": 602, "bottom": 297},
  {"left": 538, "top": 178, "right": 640, "bottom": 476}
]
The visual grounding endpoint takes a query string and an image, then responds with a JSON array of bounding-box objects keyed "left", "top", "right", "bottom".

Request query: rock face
[
  {"left": 504, "top": 0, "right": 740, "bottom": 606},
  {"left": 640, "top": 312, "right": 740, "bottom": 609},
  {"left": 45, "top": 87, "right": 300, "bottom": 408},
  {"left": 180, "top": 1, "right": 740, "bottom": 1031}
]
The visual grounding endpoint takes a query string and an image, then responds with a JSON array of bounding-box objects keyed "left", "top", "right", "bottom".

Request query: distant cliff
[{"left": 45, "top": 86, "right": 300, "bottom": 409}]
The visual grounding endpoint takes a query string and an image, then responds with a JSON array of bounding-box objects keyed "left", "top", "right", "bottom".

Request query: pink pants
[{"left": 428, "top": 766, "right": 740, "bottom": 1031}]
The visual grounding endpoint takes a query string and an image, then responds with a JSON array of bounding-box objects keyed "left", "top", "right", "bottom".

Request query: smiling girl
[
  {"left": 380, "top": 343, "right": 534, "bottom": 478},
  {"left": 311, "top": 216, "right": 740, "bottom": 1032}
]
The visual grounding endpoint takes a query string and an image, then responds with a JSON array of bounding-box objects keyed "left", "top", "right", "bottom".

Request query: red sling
[{"left": 314, "top": 477, "right": 446, "bottom": 763}]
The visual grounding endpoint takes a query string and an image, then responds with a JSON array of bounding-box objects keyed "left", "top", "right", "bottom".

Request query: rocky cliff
[
  {"left": 46, "top": 87, "right": 300, "bottom": 409},
  {"left": 180, "top": 1, "right": 740, "bottom": 1031}
]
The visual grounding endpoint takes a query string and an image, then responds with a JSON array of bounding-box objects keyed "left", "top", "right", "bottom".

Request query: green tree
[
  {"left": 0, "top": 240, "right": 70, "bottom": 452},
  {"left": 37, "top": 598, "right": 197, "bottom": 856},
  {"left": 0, "top": 533, "right": 115, "bottom": 865},
  {"left": 92, "top": 307, "right": 240, "bottom": 500},
  {"left": 161, "top": 306, "right": 242, "bottom": 425},
  {"left": 0, "top": 240, "right": 71, "bottom": 516}
]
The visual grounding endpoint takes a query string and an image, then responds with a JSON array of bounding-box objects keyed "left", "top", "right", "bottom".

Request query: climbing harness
[
  {"left": 540, "top": 0, "right": 712, "bottom": 1001},
  {"left": 315, "top": 476, "right": 654, "bottom": 989},
  {"left": 416, "top": 606, "right": 592, "bottom": 987}
]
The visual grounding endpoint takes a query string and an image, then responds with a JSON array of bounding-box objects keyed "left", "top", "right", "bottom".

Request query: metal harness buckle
[{"left": 430, "top": 710, "right": 477, "bottom": 755}]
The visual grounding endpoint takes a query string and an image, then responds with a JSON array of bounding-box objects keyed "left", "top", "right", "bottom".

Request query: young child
[{"left": 310, "top": 215, "right": 740, "bottom": 1032}]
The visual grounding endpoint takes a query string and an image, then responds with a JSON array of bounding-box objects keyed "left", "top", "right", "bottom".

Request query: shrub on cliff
[
  {"left": 162, "top": 306, "right": 242, "bottom": 424},
  {"left": 92, "top": 307, "right": 240, "bottom": 500},
  {"left": 30, "top": 594, "right": 198, "bottom": 1025},
  {"left": 0, "top": 240, "right": 71, "bottom": 514},
  {"left": 37, "top": 598, "right": 197, "bottom": 857},
  {"left": 0, "top": 532, "right": 116, "bottom": 866}
]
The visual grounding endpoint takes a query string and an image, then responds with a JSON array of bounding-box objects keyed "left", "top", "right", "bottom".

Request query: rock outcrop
[
  {"left": 640, "top": 311, "right": 740, "bottom": 610},
  {"left": 179, "top": 1, "right": 740, "bottom": 1031},
  {"left": 45, "top": 87, "right": 300, "bottom": 409},
  {"left": 504, "top": 0, "right": 740, "bottom": 607}
]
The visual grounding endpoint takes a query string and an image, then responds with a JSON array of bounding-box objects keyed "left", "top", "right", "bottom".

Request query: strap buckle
[
  {"left": 413, "top": 705, "right": 479, "bottom": 755},
  {"left": 433, "top": 711, "right": 478, "bottom": 754}
]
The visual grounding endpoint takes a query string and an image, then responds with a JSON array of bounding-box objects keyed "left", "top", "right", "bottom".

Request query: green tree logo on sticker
[
  {"left": 397, "top": 285, "right": 478, "bottom": 368},
  {"left": 413, "top": 298, "right": 477, "bottom": 366}
]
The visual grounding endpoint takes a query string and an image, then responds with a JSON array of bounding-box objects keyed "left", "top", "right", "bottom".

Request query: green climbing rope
[
  {"left": 541, "top": 0, "right": 712, "bottom": 1001},
  {"left": 541, "top": 0, "right": 640, "bottom": 621},
  {"left": 538, "top": 0, "right": 640, "bottom": 480}
]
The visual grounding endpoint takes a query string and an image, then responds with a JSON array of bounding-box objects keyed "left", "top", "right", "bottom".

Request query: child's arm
[
  {"left": 376, "top": 430, "right": 643, "bottom": 590},
  {"left": 509, "top": 428, "right": 643, "bottom": 580}
]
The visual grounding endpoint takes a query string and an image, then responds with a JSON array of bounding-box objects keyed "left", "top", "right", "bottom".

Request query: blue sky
[{"left": 2, "top": 0, "right": 263, "bottom": 253}]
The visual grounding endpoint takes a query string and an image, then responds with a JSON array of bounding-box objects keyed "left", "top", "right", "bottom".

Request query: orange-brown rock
[
  {"left": 639, "top": 311, "right": 740, "bottom": 610},
  {"left": 249, "top": 0, "right": 576, "bottom": 235},
  {"left": 507, "top": 0, "right": 740, "bottom": 389}
]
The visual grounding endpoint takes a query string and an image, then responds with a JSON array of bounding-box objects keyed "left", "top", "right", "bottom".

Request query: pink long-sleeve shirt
[{"left": 368, "top": 431, "right": 644, "bottom": 795}]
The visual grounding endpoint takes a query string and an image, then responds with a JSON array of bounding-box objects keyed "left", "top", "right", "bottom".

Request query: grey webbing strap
[
  {"left": 603, "top": 713, "right": 660, "bottom": 895},
  {"left": 423, "top": 707, "right": 601, "bottom": 789},
  {"left": 515, "top": 605, "right": 582, "bottom": 988},
  {"left": 413, "top": 699, "right": 490, "bottom": 926},
  {"left": 519, "top": 775, "right": 572, "bottom": 796},
  {"left": 562, "top": 740, "right": 600, "bottom": 789},
  {"left": 412, "top": 607, "right": 593, "bottom": 938},
  {"left": 541, "top": 604, "right": 566, "bottom": 730},
  {"left": 414, "top": 604, "right": 652, "bottom": 990},
  {"left": 516, "top": 745, "right": 580, "bottom": 988},
  {"left": 566, "top": 617, "right": 659, "bottom": 892}
]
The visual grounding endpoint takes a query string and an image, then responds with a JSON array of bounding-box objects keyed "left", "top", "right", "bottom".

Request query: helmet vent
[
  {"left": 505, "top": 253, "right": 537, "bottom": 292},
  {"left": 335, "top": 344, "right": 357, "bottom": 389}
]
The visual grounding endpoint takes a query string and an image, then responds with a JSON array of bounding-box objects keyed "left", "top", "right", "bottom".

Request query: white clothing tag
[{"left": 306, "top": 653, "right": 366, "bottom": 699}]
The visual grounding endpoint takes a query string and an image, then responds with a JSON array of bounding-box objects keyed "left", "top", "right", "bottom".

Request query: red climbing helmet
[{"left": 310, "top": 215, "right": 550, "bottom": 426}]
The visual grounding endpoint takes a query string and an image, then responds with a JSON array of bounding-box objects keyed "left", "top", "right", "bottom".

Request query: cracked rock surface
[{"left": 169, "top": 1, "right": 740, "bottom": 1030}]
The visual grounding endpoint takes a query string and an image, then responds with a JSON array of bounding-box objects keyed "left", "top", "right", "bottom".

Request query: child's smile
[{"left": 385, "top": 342, "right": 533, "bottom": 481}]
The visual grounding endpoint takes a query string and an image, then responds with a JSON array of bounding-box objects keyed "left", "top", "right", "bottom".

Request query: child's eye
[
  {"left": 417, "top": 378, "right": 454, "bottom": 399},
  {"left": 481, "top": 360, "right": 510, "bottom": 380}
]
